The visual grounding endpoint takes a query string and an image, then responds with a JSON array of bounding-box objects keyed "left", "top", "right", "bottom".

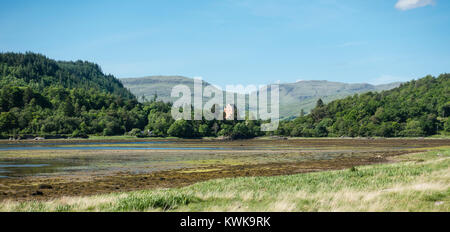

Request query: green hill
[
  {"left": 0, "top": 52, "right": 145, "bottom": 137},
  {"left": 276, "top": 74, "right": 450, "bottom": 137},
  {"left": 0, "top": 53, "right": 263, "bottom": 139},
  {"left": 0, "top": 52, "right": 134, "bottom": 99}
]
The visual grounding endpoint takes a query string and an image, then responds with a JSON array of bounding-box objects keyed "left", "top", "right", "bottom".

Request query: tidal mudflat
[{"left": 0, "top": 138, "right": 448, "bottom": 201}]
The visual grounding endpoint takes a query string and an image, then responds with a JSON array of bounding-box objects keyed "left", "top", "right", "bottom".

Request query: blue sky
[{"left": 1, "top": 0, "right": 449, "bottom": 86}]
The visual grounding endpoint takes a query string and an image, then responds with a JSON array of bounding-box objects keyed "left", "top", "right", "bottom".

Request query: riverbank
[
  {"left": 1, "top": 148, "right": 448, "bottom": 212},
  {"left": 0, "top": 138, "right": 449, "bottom": 201}
]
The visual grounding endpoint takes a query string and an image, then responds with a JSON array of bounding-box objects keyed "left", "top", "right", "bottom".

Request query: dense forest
[
  {"left": 0, "top": 52, "right": 448, "bottom": 139},
  {"left": 276, "top": 74, "right": 449, "bottom": 137},
  {"left": 0, "top": 52, "right": 263, "bottom": 139}
]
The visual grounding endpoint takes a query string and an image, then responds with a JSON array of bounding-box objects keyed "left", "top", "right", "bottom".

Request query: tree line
[
  {"left": 0, "top": 52, "right": 264, "bottom": 139},
  {"left": 0, "top": 52, "right": 448, "bottom": 139},
  {"left": 275, "top": 74, "right": 449, "bottom": 137}
]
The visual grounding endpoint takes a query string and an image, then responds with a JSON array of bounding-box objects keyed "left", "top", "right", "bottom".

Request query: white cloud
[{"left": 395, "top": 0, "right": 435, "bottom": 11}]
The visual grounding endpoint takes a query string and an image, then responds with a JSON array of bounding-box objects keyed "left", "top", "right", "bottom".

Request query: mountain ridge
[{"left": 121, "top": 76, "right": 401, "bottom": 119}]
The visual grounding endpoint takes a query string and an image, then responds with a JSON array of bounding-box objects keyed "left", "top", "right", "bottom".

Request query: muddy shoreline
[
  {"left": 0, "top": 150, "right": 418, "bottom": 201},
  {"left": 1, "top": 137, "right": 449, "bottom": 147},
  {"left": 0, "top": 138, "right": 448, "bottom": 202}
]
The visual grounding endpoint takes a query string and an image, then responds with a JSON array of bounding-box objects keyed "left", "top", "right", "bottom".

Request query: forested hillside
[
  {"left": 0, "top": 53, "right": 448, "bottom": 139},
  {"left": 276, "top": 74, "right": 450, "bottom": 137},
  {"left": 0, "top": 52, "right": 134, "bottom": 99},
  {"left": 0, "top": 53, "right": 145, "bottom": 137},
  {"left": 0, "top": 53, "right": 264, "bottom": 139}
]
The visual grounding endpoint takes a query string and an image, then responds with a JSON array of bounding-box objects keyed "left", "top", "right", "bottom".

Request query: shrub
[
  {"left": 71, "top": 129, "right": 88, "bottom": 138},
  {"left": 127, "top": 128, "right": 143, "bottom": 137}
]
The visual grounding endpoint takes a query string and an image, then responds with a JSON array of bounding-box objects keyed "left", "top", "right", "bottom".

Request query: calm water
[
  {"left": 0, "top": 146, "right": 226, "bottom": 151},
  {"left": 0, "top": 141, "right": 171, "bottom": 146},
  {"left": 0, "top": 141, "right": 228, "bottom": 151},
  {"left": 0, "top": 161, "right": 66, "bottom": 178},
  {"left": 0, "top": 141, "right": 249, "bottom": 178},
  {"left": 0, "top": 141, "right": 397, "bottom": 178},
  {"left": 0, "top": 163, "right": 49, "bottom": 168}
]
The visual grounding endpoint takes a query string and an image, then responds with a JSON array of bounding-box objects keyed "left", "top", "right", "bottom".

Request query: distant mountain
[
  {"left": 277, "top": 80, "right": 401, "bottom": 119},
  {"left": 120, "top": 76, "right": 220, "bottom": 102},
  {"left": 121, "top": 76, "right": 401, "bottom": 119}
]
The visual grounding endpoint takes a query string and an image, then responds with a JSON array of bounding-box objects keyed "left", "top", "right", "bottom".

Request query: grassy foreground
[{"left": 1, "top": 149, "right": 449, "bottom": 212}]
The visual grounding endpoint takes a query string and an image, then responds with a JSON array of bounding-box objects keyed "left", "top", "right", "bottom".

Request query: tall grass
[{"left": 115, "top": 192, "right": 198, "bottom": 211}]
